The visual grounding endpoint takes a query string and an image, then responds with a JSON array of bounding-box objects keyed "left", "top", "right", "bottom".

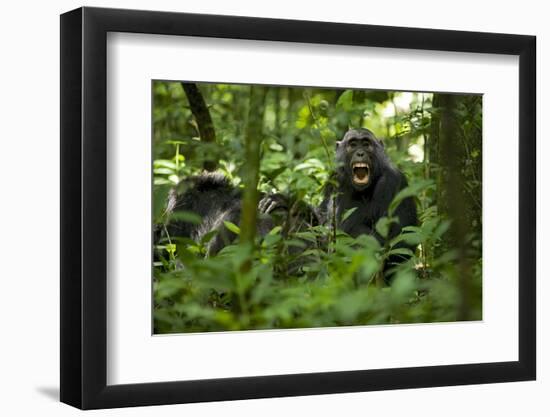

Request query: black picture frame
[{"left": 60, "top": 6, "right": 536, "bottom": 410}]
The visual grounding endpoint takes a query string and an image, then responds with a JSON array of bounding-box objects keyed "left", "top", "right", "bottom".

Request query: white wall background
[{"left": 0, "top": 0, "right": 545, "bottom": 415}]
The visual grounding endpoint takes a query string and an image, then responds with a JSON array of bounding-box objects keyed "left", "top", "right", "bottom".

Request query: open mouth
[{"left": 352, "top": 162, "right": 370, "bottom": 185}]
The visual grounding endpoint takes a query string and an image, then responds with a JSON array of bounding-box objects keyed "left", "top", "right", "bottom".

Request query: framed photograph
[{"left": 60, "top": 6, "right": 536, "bottom": 410}]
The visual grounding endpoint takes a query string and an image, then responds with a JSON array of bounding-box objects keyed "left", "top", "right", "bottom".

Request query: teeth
[{"left": 352, "top": 163, "right": 369, "bottom": 185}]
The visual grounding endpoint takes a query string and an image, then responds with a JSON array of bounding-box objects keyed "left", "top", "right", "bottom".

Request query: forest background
[{"left": 152, "top": 81, "right": 483, "bottom": 334}]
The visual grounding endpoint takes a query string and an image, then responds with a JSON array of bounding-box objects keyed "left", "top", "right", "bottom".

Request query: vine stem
[
  {"left": 304, "top": 91, "right": 337, "bottom": 248},
  {"left": 304, "top": 91, "right": 333, "bottom": 171}
]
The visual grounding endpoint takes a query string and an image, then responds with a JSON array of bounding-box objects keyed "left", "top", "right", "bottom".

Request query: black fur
[
  {"left": 164, "top": 173, "right": 275, "bottom": 255},
  {"left": 319, "top": 128, "right": 418, "bottom": 270}
]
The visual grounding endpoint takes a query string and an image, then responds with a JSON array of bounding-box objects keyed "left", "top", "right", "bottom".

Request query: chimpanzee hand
[{"left": 258, "top": 193, "right": 289, "bottom": 214}]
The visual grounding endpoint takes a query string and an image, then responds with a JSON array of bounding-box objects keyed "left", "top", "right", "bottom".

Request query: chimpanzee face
[{"left": 336, "top": 128, "right": 383, "bottom": 191}]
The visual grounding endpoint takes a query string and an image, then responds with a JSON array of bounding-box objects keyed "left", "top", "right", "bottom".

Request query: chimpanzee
[
  {"left": 162, "top": 174, "right": 277, "bottom": 256},
  {"left": 320, "top": 128, "right": 417, "bottom": 244},
  {"left": 261, "top": 128, "right": 418, "bottom": 273}
]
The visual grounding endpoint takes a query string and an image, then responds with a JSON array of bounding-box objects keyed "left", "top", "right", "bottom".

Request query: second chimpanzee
[{"left": 162, "top": 174, "right": 283, "bottom": 256}]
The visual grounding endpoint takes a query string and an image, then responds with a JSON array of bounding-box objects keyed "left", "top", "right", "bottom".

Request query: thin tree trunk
[
  {"left": 180, "top": 82, "right": 217, "bottom": 171},
  {"left": 439, "top": 94, "right": 472, "bottom": 321},
  {"left": 274, "top": 87, "right": 280, "bottom": 135},
  {"left": 240, "top": 85, "right": 268, "bottom": 246},
  {"left": 429, "top": 94, "right": 441, "bottom": 209}
]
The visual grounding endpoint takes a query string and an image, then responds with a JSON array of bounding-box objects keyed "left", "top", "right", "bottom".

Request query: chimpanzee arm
[
  {"left": 259, "top": 192, "right": 321, "bottom": 229},
  {"left": 258, "top": 193, "right": 288, "bottom": 214}
]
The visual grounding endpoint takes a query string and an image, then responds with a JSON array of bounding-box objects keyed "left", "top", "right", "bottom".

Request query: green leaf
[
  {"left": 336, "top": 90, "right": 354, "bottom": 111},
  {"left": 154, "top": 159, "right": 178, "bottom": 169},
  {"left": 388, "top": 179, "right": 434, "bottom": 216},
  {"left": 433, "top": 220, "right": 451, "bottom": 239},
  {"left": 153, "top": 185, "right": 171, "bottom": 222},
  {"left": 375, "top": 216, "right": 397, "bottom": 239},
  {"left": 262, "top": 233, "right": 282, "bottom": 247},
  {"left": 170, "top": 210, "right": 202, "bottom": 224},
  {"left": 200, "top": 230, "right": 218, "bottom": 245},
  {"left": 390, "top": 231, "right": 423, "bottom": 247},
  {"left": 341, "top": 207, "right": 358, "bottom": 222},
  {"left": 268, "top": 226, "right": 282, "bottom": 236},
  {"left": 354, "top": 234, "right": 382, "bottom": 251},
  {"left": 294, "top": 158, "right": 324, "bottom": 171},
  {"left": 285, "top": 239, "right": 308, "bottom": 248},
  {"left": 294, "top": 231, "right": 317, "bottom": 243},
  {"left": 387, "top": 247, "right": 414, "bottom": 257},
  {"left": 391, "top": 272, "right": 417, "bottom": 299},
  {"left": 223, "top": 221, "right": 241, "bottom": 235},
  {"left": 269, "top": 143, "right": 284, "bottom": 152},
  {"left": 153, "top": 167, "right": 175, "bottom": 175}
]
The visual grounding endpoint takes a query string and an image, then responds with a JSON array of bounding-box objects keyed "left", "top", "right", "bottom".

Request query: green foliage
[{"left": 152, "top": 82, "right": 483, "bottom": 333}]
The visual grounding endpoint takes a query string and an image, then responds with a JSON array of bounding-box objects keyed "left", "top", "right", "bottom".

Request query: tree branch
[{"left": 180, "top": 82, "right": 217, "bottom": 171}]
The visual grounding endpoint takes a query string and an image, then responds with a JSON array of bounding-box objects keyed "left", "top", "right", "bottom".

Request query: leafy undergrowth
[{"left": 153, "top": 197, "right": 482, "bottom": 334}]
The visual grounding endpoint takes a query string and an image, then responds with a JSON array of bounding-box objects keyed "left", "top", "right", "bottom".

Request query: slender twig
[
  {"left": 304, "top": 91, "right": 333, "bottom": 171},
  {"left": 304, "top": 91, "right": 339, "bottom": 247}
]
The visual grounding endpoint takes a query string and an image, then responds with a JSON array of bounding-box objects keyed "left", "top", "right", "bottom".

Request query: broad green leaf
[
  {"left": 375, "top": 216, "right": 397, "bottom": 239},
  {"left": 336, "top": 90, "right": 354, "bottom": 111},
  {"left": 154, "top": 159, "right": 178, "bottom": 169},
  {"left": 390, "top": 231, "right": 424, "bottom": 247},
  {"left": 388, "top": 179, "right": 434, "bottom": 216},
  {"left": 153, "top": 184, "right": 171, "bottom": 221}
]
